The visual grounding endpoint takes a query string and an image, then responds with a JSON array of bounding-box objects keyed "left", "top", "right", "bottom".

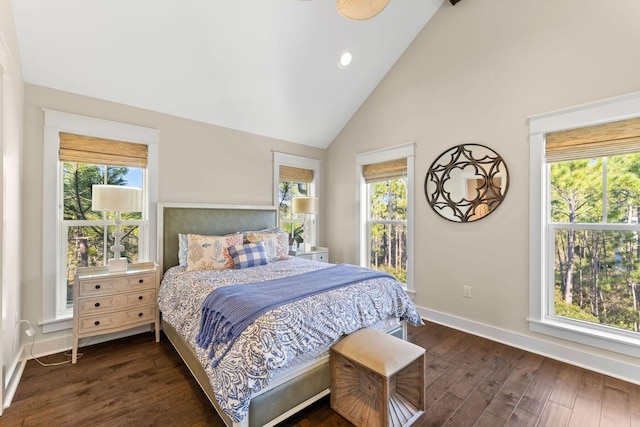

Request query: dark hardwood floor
[{"left": 2, "top": 321, "right": 639, "bottom": 426}]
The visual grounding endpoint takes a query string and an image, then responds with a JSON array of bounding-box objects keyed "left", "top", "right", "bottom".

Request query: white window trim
[
  {"left": 355, "top": 143, "right": 415, "bottom": 295},
  {"left": 528, "top": 91, "right": 640, "bottom": 358},
  {"left": 42, "top": 110, "right": 159, "bottom": 333},
  {"left": 273, "top": 152, "right": 321, "bottom": 247}
]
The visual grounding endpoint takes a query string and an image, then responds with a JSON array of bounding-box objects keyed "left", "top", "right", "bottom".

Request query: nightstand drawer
[
  {"left": 78, "top": 273, "right": 156, "bottom": 297},
  {"left": 293, "top": 247, "right": 329, "bottom": 263},
  {"left": 78, "top": 288, "right": 157, "bottom": 315},
  {"left": 310, "top": 252, "right": 328, "bottom": 262},
  {"left": 78, "top": 305, "right": 156, "bottom": 334}
]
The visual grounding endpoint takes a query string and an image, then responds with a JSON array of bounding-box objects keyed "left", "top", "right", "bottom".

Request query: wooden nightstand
[
  {"left": 291, "top": 246, "right": 329, "bottom": 263},
  {"left": 72, "top": 262, "right": 160, "bottom": 363}
]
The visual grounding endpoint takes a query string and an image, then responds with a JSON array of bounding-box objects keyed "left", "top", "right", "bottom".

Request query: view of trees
[
  {"left": 368, "top": 178, "right": 407, "bottom": 282},
  {"left": 279, "top": 181, "right": 307, "bottom": 245},
  {"left": 551, "top": 154, "right": 640, "bottom": 332},
  {"left": 63, "top": 162, "right": 142, "bottom": 306}
]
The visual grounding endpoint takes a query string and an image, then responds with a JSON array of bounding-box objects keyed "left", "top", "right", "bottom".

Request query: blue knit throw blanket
[{"left": 196, "top": 263, "right": 392, "bottom": 367}]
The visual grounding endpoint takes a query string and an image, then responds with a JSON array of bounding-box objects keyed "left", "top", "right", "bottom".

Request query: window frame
[
  {"left": 529, "top": 91, "right": 640, "bottom": 358},
  {"left": 42, "top": 110, "right": 159, "bottom": 333},
  {"left": 273, "top": 152, "right": 320, "bottom": 247},
  {"left": 356, "top": 143, "right": 415, "bottom": 295}
]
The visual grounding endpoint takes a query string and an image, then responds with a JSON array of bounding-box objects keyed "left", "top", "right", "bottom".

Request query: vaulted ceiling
[{"left": 12, "top": 0, "right": 445, "bottom": 148}]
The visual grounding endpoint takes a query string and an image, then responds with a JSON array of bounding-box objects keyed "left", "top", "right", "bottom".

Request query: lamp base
[
  {"left": 303, "top": 243, "right": 312, "bottom": 253},
  {"left": 107, "top": 258, "right": 128, "bottom": 272}
]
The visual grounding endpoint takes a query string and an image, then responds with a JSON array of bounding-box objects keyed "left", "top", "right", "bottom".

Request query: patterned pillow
[
  {"left": 179, "top": 232, "right": 241, "bottom": 267},
  {"left": 245, "top": 232, "right": 290, "bottom": 261},
  {"left": 178, "top": 233, "right": 188, "bottom": 266},
  {"left": 227, "top": 243, "right": 269, "bottom": 269},
  {"left": 185, "top": 233, "right": 244, "bottom": 271},
  {"left": 242, "top": 227, "right": 280, "bottom": 238}
]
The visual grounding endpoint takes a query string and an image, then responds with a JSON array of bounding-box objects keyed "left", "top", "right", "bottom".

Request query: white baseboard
[
  {"left": 3, "top": 354, "right": 27, "bottom": 410},
  {"left": 20, "top": 325, "right": 152, "bottom": 361},
  {"left": 7, "top": 308, "right": 637, "bottom": 412},
  {"left": 418, "top": 306, "right": 640, "bottom": 386},
  {"left": 3, "top": 325, "right": 153, "bottom": 410}
]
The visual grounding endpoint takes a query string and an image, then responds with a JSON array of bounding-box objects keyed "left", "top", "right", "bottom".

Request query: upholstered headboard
[{"left": 158, "top": 203, "right": 278, "bottom": 273}]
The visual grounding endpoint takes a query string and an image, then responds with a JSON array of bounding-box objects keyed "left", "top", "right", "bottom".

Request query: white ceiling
[{"left": 12, "top": 0, "right": 444, "bottom": 148}]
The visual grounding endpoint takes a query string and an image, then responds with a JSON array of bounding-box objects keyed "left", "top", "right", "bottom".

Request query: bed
[{"left": 157, "top": 203, "right": 424, "bottom": 427}]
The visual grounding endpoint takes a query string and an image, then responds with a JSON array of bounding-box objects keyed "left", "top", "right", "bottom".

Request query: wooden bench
[{"left": 330, "top": 327, "right": 426, "bottom": 427}]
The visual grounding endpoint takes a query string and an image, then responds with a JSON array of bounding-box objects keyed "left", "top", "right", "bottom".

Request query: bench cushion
[{"left": 331, "top": 327, "right": 425, "bottom": 377}]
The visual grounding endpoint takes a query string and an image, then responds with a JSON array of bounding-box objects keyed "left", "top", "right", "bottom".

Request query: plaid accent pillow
[
  {"left": 245, "top": 231, "right": 290, "bottom": 261},
  {"left": 228, "top": 243, "right": 270, "bottom": 269}
]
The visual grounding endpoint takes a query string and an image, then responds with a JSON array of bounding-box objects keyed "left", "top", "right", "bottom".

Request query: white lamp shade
[
  {"left": 292, "top": 197, "right": 319, "bottom": 215},
  {"left": 92, "top": 185, "right": 142, "bottom": 212}
]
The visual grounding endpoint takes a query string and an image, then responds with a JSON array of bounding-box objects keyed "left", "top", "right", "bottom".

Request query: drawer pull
[
  {"left": 138, "top": 312, "right": 143, "bottom": 317},
  {"left": 138, "top": 296, "right": 143, "bottom": 300},
  {"left": 95, "top": 284, "right": 101, "bottom": 289},
  {"left": 94, "top": 321, "right": 100, "bottom": 326},
  {"left": 138, "top": 279, "right": 144, "bottom": 284},
  {"left": 94, "top": 302, "right": 100, "bottom": 307}
]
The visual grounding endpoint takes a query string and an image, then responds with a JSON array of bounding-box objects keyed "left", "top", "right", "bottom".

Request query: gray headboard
[{"left": 158, "top": 203, "right": 278, "bottom": 273}]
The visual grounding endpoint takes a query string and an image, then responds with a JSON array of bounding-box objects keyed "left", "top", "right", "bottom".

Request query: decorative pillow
[
  {"left": 185, "top": 233, "right": 244, "bottom": 271},
  {"left": 227, "top": 243, "right": 269, "bottom": 269},
  {"left": 242, "top": 227, "right": 280, "bottom": 241},
  {"left": 245, "top": 232, "right": 290, "bottom": 261},
  {"left": 178, "top": 233, "right": 188, "bottom": 266}
]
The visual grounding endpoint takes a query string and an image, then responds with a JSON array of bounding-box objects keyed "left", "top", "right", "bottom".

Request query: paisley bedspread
[{"left": 158, "top": 257, "right": 423, "bottom": 423}]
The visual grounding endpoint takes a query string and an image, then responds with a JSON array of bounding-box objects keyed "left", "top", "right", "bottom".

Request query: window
[
  {"left": 364, "top": 159, "right": 408, "bottom": 282},
  {"left": 356, "top": 144, "right": 415, "bottom": 294},
  {"left": 60, "top": 132, "right": 147, "bottom": 309},
  {"left": 529, "top": 92, "right": 640, "bottom": 357},
  {"left": 273, "top": 153, "right": 320, "bottom": 247},
  {"left": 43, "top": 111, "right": 159, "bottom": 332},
  {"left": 278, "top": 165, "right": 312, "bottom": 246}
]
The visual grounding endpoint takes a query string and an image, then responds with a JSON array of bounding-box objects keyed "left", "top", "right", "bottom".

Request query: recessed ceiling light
[{"left": 339, "top": 52, "right": 353, "bottom": 68}]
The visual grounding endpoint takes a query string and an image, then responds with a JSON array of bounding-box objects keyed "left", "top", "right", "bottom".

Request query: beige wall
[
  {"left": 21, "top": 83, "right": 325, "bottom": 349},
  {"left": 326, "top": 0, "right": 640, "bottom": 369},
  {"left": 13, "top": 0, "right": 640, "bottom": 388},
  {"left": 1, "top": 0, "right": 24, "bottom": 409}
]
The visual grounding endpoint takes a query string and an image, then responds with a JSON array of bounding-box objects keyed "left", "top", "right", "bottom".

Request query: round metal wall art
[{"left": 424, "top": 144, "right": 509, "bottom": 223}]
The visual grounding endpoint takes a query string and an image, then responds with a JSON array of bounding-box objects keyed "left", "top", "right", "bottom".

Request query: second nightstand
[
  {"left": 291, "top": 246, "right": 329, "bottom": 263},
  {"left": 72, "top": 261, "right": 160, "bottom": 363}
]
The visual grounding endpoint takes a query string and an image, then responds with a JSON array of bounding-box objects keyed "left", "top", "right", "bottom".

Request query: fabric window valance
[
  {"left": 362, "top": 158, "right": 407, "bottom": 183},
  {"left": 59, "top": 132, "right": 148, "bottom": 168},
  {"left": 545, "top": 117, "right": 640, "bottom": 163},
  {"left": 279, "top": 165, "right": 314, "bottom": 183}
]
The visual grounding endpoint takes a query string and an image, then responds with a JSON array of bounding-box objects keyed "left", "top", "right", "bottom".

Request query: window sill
[
  {"left": 40, "top": 316, "right": 73, "bottom": 334},
  {"left": 528, "top": 317, "right": 640, "bottom": 359},
  {"left": 403, "top": 286, "right": 415, "bottom": 300}
]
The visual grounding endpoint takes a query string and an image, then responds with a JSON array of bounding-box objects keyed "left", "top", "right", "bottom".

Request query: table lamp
[
  {"left": 292, "top": 197, "right": 318, "bottom": 253},
  {"left": 92, "top": 185, "right": 142, "bottom": 272}
]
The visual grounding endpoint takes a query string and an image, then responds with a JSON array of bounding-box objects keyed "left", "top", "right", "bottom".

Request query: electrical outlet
[
  {"left": 463, "top": 285, "right": 471, "bottom": 298},
  {"left": 17, "top": 319, "right": 36, "bottom": 337}
]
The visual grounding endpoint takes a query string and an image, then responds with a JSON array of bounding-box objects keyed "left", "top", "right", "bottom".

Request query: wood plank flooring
[{"left": 2, "top": 321, "right": 639, "bottom": 426}]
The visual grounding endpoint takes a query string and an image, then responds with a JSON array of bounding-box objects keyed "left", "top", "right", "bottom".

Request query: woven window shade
[
  {"left": 59, "top": 132, "right": 148, "bottom": 168},
  {"left": 362, "top": 158, "right": 407, "bottom": 183},
  {"left": 279, "top": 165, "right": 314, "bottom": 183},
  {"left": 546, "top": 117, "right": 640, "bottom": 163}
]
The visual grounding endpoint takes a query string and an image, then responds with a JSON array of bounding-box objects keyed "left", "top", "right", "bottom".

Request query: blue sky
[{"left": 125, "top": 168, "right": 143, "bottom": 188}]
